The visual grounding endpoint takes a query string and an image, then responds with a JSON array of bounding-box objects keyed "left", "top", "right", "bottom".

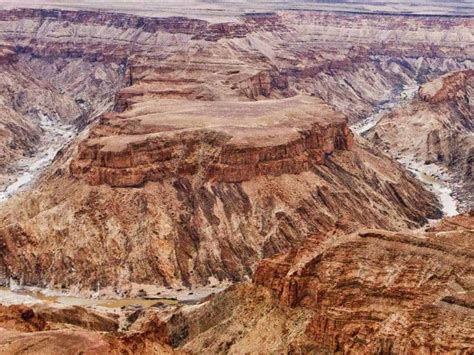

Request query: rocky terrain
[
  {"left": 0, "top": 4, "right": 471, "bottom": 354},
  {"left": 0, "top": 7, "right": 470, "bottom": 292},
  {"left": 170, "top": 213, "right": 474, "bottom": 354},
  {"left": 366, "top": 69, "right": 473, "bottom": 212},
  {"left": 0, "top": 303, "right": 175, "bottom": 354},
  {"left": 0, "top": 96, "right": 441, "bottom": 291}
]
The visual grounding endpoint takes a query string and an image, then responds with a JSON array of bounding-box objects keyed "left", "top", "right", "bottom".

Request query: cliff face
[
  {"left": 172, "top": 214, "right": 474, "bottom": 353},
  {"left": 70, "top": 97, "right": 352, "bottom": 186},
  {"left": 366, "top": 69, "right": 474, "bottom": 211}
]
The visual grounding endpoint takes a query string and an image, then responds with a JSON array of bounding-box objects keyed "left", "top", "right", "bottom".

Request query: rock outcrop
[
  {"left": 70, "top": 97, "right": 352, "bottom": 186},
  {"left": 419, "top": 69, "right": 474, "bottom": 104},
  {"left": 171, "top": 214, "right": 474, "bottom": 353}
]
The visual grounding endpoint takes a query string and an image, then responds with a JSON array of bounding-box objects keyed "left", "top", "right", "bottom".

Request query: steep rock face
[
  {"left": 0, "top": 8, "right": 471, "bottom": 120},
  {"left": 70, "top": 97, "right": 352, "bottom": 186},
  {"left": 172, "top": 214, "right": 474, "bottom": 353},
  {"left": 366, "top": 69, "right": 473, "bottom": 211}
]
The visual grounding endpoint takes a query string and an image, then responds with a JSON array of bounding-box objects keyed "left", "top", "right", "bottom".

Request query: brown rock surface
[
  {"left": 0, "top": 7, "right": 450, "bottom": 288},
  {"left": 0, "top": 117, "right": 441, "bottom": 290},
  {"left": 0, "top": 303, "right": 175, "bottom": 354},
  {"left": 172, "top": 214, "right": 474, "bottom": 353},
  {"left": 70, "top": 96, "right": 352, "bottom": 186},
  {"left": 0, "top": 79, "right": 444, "bottom": 290}
]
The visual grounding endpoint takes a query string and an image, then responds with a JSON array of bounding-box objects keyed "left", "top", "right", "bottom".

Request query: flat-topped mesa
[
  {"left": 419, "top": 69, "right": 474, "bottom": 104},
  {"left": 70, "top": 96, "right": 353, "bottom": 187}
]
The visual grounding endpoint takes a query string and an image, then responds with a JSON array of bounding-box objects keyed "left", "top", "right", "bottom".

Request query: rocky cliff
[
  {"left": 171, "top": 214, "right": 474, "bottom": 353},
  {"left": 70, "top": 97, "right": 352, "bottom": 186},
  {"left": 0, "top": 117, "right": 440, "bottom": 291},
  {"left": 0, "top": 6, "right": 471, "bottom": 353}
]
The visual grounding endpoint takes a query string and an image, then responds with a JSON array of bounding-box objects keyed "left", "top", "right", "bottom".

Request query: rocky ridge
[
  {"left": 171, "top": 214, "right": 474, "bottom": 353},
  {"left": 0, "top": 109, "right": 441, "bottom": 291}
]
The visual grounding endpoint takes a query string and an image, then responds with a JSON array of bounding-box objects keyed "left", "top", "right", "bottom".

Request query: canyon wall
[
  {"left": 0, "top": 7, "right": 469, "bottom": 291},
  {"left": 171, "top": 214, "right": 474, "bottom": 353}
]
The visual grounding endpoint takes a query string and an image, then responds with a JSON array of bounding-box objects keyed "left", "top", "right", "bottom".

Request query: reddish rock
[
  {"left": 70, "top": 96, "right": 353, "bottom": 186},
  {"left": 173, "top": 214, "right": 474, "bottom": 353},
  {"left": 419, "top": 69, "right": 474, "bottom": 104}
]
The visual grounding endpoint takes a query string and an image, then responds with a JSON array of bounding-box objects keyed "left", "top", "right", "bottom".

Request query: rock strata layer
[
  {"left": 171, "top": 214, "right": 474, "bottom": 353},
  {"left": 70, "top": 97, "right": 352, "bottom": 186}
]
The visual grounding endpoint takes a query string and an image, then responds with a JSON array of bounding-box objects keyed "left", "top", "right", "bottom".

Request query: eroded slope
[
  {"left": 172, "top": 214, "right": 474, "bottom": 353},
  {"left": 0, "top": 97, "right": 440, "bottom": 292}
]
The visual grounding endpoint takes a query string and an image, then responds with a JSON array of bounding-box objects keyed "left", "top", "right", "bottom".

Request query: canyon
[
  {"left": 366, "top": 69, "right": 473, "bottom": 213},
  {"left": 0, "top": 3, "right": 471, "bottom": 354}
]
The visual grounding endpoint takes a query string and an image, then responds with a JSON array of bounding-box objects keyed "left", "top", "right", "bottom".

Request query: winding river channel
[
  {"left": 351, "top": 84, "right": 459, "bottom": 217},
  {"left": 0, "top": 113, "right": 75, "bottom": 202}
]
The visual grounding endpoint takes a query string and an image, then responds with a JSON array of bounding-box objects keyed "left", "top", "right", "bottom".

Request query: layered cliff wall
[
  {"left": 70, "top": 97, "right": 352, "bottom": 186},
  {"left": 172, "top": 214, "right": 474, "bottom": 353}
]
